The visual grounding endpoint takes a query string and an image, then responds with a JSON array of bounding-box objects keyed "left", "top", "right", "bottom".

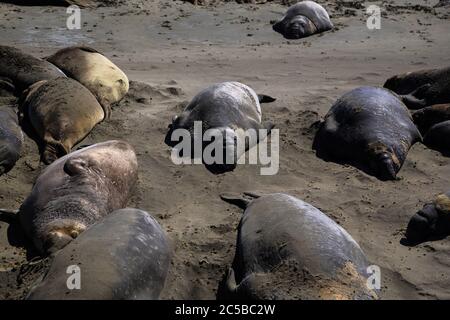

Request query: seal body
[
  {"left": 165, "top": 81, "right": 274, "bottom": 174},
  {"left": 406, "top": 191, "right": 450, "bottom": 244},
  {"left": 412, "top": 104, "right": 450, "bottom": 135},
  {"left": 46, "top": 46, "right": 129, "bottom": 117},
  {"left": 21, "top": 77, "right": 105, "bottom": 164},
  {"left": 18, "top": 140, "right": 138, "bottom": 255},
  {"left": 313, "top": 86, "right": 422, "bottom": 180},
  {"left": 0, "top": 45, "right": 65, "bottom": 94},
  {"left": 423, "top": 121, "right": 450, "bottom": 156},
  {"left": 384, "top": 67, "right": 450, "bottom": 109},
  {"left": 0, "top": 105, "right": 23, "bottom": 175},
  {"left": 27, "top": 208, "right": 171, "bottom": 300},
  {"left": 272, "top": 1, "right": 333, "bottom": 39},
  {"left": 222, "top": 193, "right": 377, "bottom": 300}
]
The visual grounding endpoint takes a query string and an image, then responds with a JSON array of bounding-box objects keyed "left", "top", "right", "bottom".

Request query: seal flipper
[
  {"left": 64, "top": 158, "right": 89, "bottom": 176},
  {"left": 0, "top": 209, "right": 19, "bottom": 224},
  {"left": 220, "top": 192, "right": 261, "bottom": 209},
  {"left": 401, "top": 83, "right": 432, "bottom": 109},
  {"left": 257, "top": 94, "right": 276, "bottom": 104}
]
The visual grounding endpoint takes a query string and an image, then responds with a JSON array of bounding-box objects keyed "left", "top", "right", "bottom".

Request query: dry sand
[{"left": 0, "top": 0, "right": 449, "bottom": 299}]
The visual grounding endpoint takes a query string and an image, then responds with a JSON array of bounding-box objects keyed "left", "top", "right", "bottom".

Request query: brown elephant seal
[
  {"left": 412, "top": 104, "right": 450, "bottom": 135},
  {"left": 272, "top": 1, "right": 333, "bottom": 40},
  {"left": 405, "top": 191, "right": 450, "bottom": 244},
  {"left": 14, "top": 140, "right": 137, "bottom": 255},
  {"left": 219, "top": 193, "right": 378, "bottom": 300},
  {"left": 0, "top": 105, "right": 23, "bottom": 175},
  {"left": 165, "top": 81, "right": 275, "bottom": 174},
  {"left": 0, "top": 45, "right": 65, "bottom": 94},
  {"left": 20, "top": 77, "right": 105, "bottom": 164},
  {"left": 27, "top": 208, "right": 171, "bottom": 300},
  {"left": 313, "top": 86, "right": 422, "bottom": 180},
  {"left": 423, "top": 121, "right": 450, "bottom": 156},
  {"left": 384, "top": 66, "right": 450, "bottom": 109},
  {"left": 46, "top": 46, "right": 129, "bottom": 118}
]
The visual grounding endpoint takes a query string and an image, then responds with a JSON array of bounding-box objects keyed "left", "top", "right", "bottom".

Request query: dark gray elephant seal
[
  {"left": 384, "top": 66, "right": 450, "bottom": 109},
  {"left": 423, "top": 121, "right": 450, "bottom": 156},
  {"left": 406, "top": 191, "right": 450, "bottom": 244},
  {"left": 412, "top": 104, "right": 450, "bottom": 135},
  {"left": 272, "top": 1, "right": 333, "bottom": 39},
  {"left": 0, "top": 105, "right": 23, "bottom": 175},
  {"left": 219, "top": 193, "right": 377, "bottom": 300},
  {"left": 165, "top": 81, "right": 275, "bottom": 174},
  {"left": 16, "top": 140, "right": 138, "bottom": 255},
  {"left": 0, "top": 45, "right": 65, "bottom": 94},
  {"left": 27, "top": 208, "right": 171, "bottom": 300},
  {"left": 20, "top": 77, "right": 105, "bottom": 164},
  {"left": 46, "top": 46, "right": 129, "bottom": 118},
  {"left": 313, "top": 86, "right": 422, "bottom": 180}
]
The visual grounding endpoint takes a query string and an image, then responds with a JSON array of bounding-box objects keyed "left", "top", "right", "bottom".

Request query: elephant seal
[
  {"left": 219, "top": 193, "right": 377, "bottom": 300},
  {"left": 0, "top": 45, "right": 65, "bottom": 94},
  {"left": 27, "top": 208, "right": 171, "bottom": 300},
  {"left": 272, "top": 1, "right": 333, "bottom": 39},
  {"left": 165, "top": 81, "right": 275, "bottom": 174},
  {"left": 16, "top": 140, "right": 138, "bottom": 255},
  {"left": 313, "top": 86, "right": 422, "bottom": 180},
  {"left": 405, "top": 191, "right": 450, "bottom": 244},
  {"left": 412, "top": 104, "right": 450, "bottom": 135},
  {"left": 384, "top": 66, "right": 450, "bottom": 109},
  {"left": 0, "top": 105, "right": 23, "bottom": 175},
  {"left": 20, "top": 77, "right": 105, "bottom": 164},
  {"left": 423, "top": 121, "right": 450, "bottom": 156},
  {"left": 46, "top": 46, "right": 129, "bottom": 118}
]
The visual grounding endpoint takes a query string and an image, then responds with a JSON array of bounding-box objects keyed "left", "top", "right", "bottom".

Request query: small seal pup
[
  {"left": 165, "top": 81, "right": 275, "bottom": 174},
  {"left": 20, "top": 77, "right": 105, "bottom": 164},
  {"left": 313, "top": 86, "right": 422, "bottom": 180},
  {"left": 272, "top": 1, "right": 333, "bottom": 39},
  {"left": 26, "top": 208, "right": 171, "bottom": 300},
  {"left": 384, "top": 66, "right": 450, "bottom": 109},
  {"left": 0, "top": 105, "right": 23, "bottom": 175},
  {"left": 0, "top": 45, "right": 65, "bottom": 94},
  {"left": 46, "top": 46, "right": 129, "bottom": 118},
  {"left": 7, "top": 140, "right": 137, "bottom": 255},
  {"left": 219, "top": 193, "right": 378, "bottom": 300},
  {"left": 405, "top": 191, "right": 450, "bottom": 244}
]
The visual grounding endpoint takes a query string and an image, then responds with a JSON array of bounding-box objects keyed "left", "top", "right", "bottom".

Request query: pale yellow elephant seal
[
  {"left": 20, "top": 77, "right": 105, "bottom": 164},
  {"left": 46, "top": 46, "right": 129, "bottom": 118}
]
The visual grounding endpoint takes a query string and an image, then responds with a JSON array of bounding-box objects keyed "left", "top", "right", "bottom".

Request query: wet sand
[{"left": 0, "top": 0, "right": 449, "bottom": 299}]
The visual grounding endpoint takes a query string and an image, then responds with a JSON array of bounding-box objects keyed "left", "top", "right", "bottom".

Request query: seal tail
[
  {"left": 257, "top": 94, "right": 276, "bottom": 104},
  {"left": 220, "top": 192, "right": 262, "bottom": 209},
  {"left": 0, "top": 209, "right": 19, "bottom": 224}
]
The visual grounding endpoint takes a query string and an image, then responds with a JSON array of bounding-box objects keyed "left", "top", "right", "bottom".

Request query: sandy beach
[{"left": 0, "top": 0, "right": 449, "bottom": 299}]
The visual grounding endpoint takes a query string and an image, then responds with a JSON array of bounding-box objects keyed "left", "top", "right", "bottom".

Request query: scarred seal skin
[
  {"left": 0, "top": 105, "right": 23, "bottom": 175},
  {"left": 20, "top": 77, "right": 105, "bottom": 164},
  {"left": 0, "top": 45, "right": 65, "bottom": 94},
  {"left": 219, "top": 193, "right": 378, "bottom": 300},
  {"left": 272, "top": 1, "right": 333, "bottom": 40},
  {"left": 18, "top": 140, "right": 138, "bottom": 255},
  {"left": 313, "top": 86, "right": 422, "bottom": 180},
  {"left": 384, "top": 66, "right": 450, "bottom": 110},
  {"left": 165, "top": 81, "right": 275, "bottom": 174},
  {"left": 406, "top": 191, "right": 450, "bottom": 244},
  {"left": 26, "top": 208, "right": 171, "bottom": 300},
  {"left": 46, "top": 46, "right": 129, "bottom": 118}
]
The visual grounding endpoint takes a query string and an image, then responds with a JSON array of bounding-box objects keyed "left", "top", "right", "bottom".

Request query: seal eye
[{"left": 70, "top": 230, "right": 79, "bottom": 239}]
